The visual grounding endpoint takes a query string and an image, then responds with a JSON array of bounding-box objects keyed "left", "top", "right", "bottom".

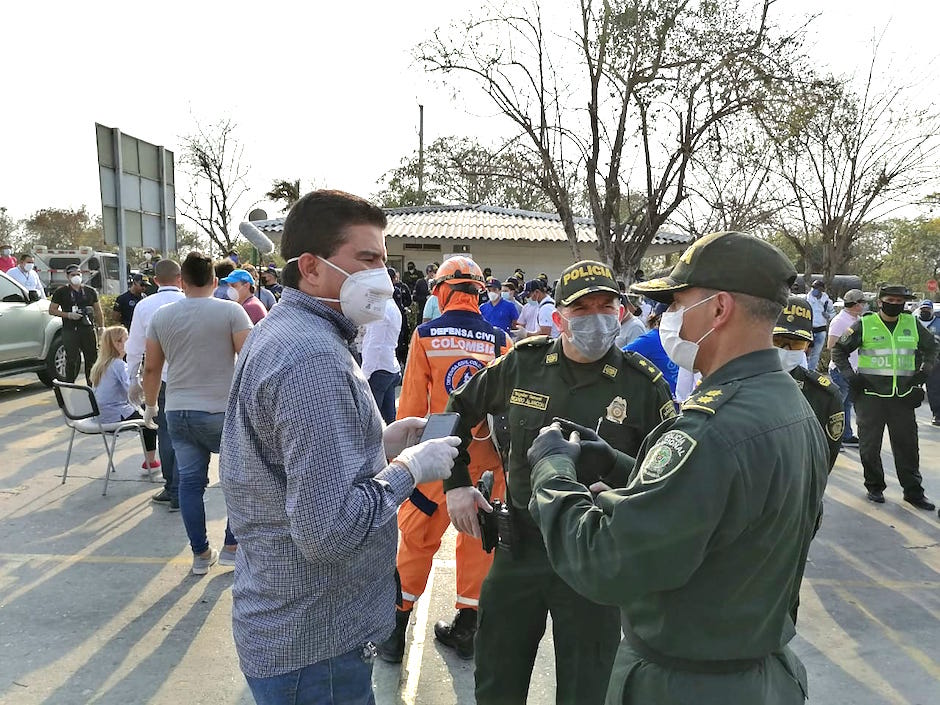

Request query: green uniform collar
[{"left": 702, "top": 348, "right": 783, "bottom": 387}]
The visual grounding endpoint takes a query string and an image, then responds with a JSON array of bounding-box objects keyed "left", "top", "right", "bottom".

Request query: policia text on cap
[{"left": 443, "top": 260, "right": 674, "bottom": 705}]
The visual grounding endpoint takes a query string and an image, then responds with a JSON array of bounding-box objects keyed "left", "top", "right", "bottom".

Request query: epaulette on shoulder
[
  {"left": 804, "top": 369, "right": 839, "bottom": 394},
  {"left": 621, "top": 350, "right": 664, "bottom": 383},
  {"left": 515, "top": 335, "right": 552, "bottom": 349},
  {"left": 680, "top": 381, "right": 741, "bottom": 415}
]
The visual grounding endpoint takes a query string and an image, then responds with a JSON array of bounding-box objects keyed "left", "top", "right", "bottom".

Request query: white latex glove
[
  {"left": 66, "top": 312, "right": 83, "bottom": 320},
  {"left": 128, "top": 378, "right": 145, "bottom": 407},
  {"left": 394, "top": 436, "right": 460, "bottom": 485},
  {"left": 143, "top": 405, "right": 159, "bottom": 430},
  {"left": 446, "top": 486, "right": 492, "bottom": 538},
  {"left": 383, "top": 416, "right": 427, "bottom": 459}
]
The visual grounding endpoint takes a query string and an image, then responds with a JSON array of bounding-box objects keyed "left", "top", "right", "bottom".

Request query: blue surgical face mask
[
  {"left": 501, "top": 291, "right": 513, "bottom": 301},
  {"left": 811, "top": 289, "right": 822, "bottom": 298}
]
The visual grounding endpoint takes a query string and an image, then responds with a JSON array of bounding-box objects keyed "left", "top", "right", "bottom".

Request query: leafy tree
[
  {"left": 877, "top": 217, "right": 940, "bottom": 292},
  {"left": 179, "top": 118, "right": 251, "bottom": 253},
  {"left": 374, "top": 136, "right": 555, "bottom": 211},
  {"left": 0, "top": 207, "right": 17, "bottom": 247},
  {"left": 265, "top": 179, "right": 302, "bottom": 213},
  {"left": 18, "top": 206, "right": 104, "bottom": 250}
]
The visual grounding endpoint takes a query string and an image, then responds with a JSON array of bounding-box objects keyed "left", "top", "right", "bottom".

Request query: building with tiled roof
[{"left": 252, "top": 204, "right": 692, "bottom": 282}]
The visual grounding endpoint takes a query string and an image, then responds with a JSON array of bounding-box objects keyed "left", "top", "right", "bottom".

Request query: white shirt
[
  {"left": 126, "top": 285, "right": 185, "bottom": 383},
  {"left": 360, "top": 299, "right": 402, "bottom": 379},
  {"left": 6, "top": 266, "right": 45, "bottom": 297},
  {"left": 807, "top": 291, "right": 834, "bottom": 327},
  {"left": 537, "top": 296, "right": 559, "bottom": 337},
  {"left": 517, "top": 300, "right": 539, "bottom": 333},
  {"left": 827, "top": 309, "right": 860, "bottom": 372}
]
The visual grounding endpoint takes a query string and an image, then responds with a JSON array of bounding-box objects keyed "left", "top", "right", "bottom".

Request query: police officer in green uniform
[
  {"left": 443, "top": 260, "right": 675, "bottom": 705},
  {"left": 526, "top": 232, "right": 829, "bottom": 705},
  {"left": 831, "top": 284, "right": 938, "bottom": 509},
  {"left": 774, "top": 296, "right": 844, "bottom": 470}
]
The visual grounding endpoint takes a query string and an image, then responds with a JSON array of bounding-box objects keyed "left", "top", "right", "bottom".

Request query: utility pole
[{"left": 418, "top": 104, "right": 425, "bottom": 206}]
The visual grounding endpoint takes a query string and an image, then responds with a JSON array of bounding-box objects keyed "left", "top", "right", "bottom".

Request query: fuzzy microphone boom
[{"left": 239, "top": 222, "right": 275, "bottom": 255}]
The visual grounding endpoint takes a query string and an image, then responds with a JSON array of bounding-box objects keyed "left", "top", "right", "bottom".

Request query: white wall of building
[{"left": 387, "top": 238, "right": 681, "bottom": 283}]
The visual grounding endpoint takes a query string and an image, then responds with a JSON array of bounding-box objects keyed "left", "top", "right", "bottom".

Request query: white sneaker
[
  {"left": 219, "top": 547, "right": 237, "bottom": 567},
  {"left": 192, "top": 548, "right": 219, "bottom": 575}
]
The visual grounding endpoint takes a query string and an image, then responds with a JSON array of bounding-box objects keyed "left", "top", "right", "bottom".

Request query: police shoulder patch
[
  {"left": 660, "top": 400, "right": 677, "bottom": 421},
  {"left": 680, "top": 382, "right": 740, "bottom": 415},
  {"left": 621, "top": 350, "right": 663, "bottom": 383},
  {"left": 639, "top": 430, "right": 697, "bottom": 484},
  {"left": 827, "top": 411, "right": 845, "bottom": 442}
]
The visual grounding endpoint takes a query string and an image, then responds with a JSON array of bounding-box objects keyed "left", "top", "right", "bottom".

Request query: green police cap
[
  {"left": 630, "top": 231, "right": 796, "bottom": 306},
  {"left": 773, "top": 296, "right": 813, "bottom": 342},
  {"left": 555, "top": 260, "right": 621, "bottom": 306},
  {"left": 878, "top": 284, "right": 915, "bottom": 300}
]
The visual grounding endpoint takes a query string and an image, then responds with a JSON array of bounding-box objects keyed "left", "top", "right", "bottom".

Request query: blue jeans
[
  {"left": 367, "top": 370, "right": 401, "bottom": 424},
  {"left": 246, "top": 647, "right": 376, "bottom": 705},
  {"left": 166, "top": 410, "right": 235, "bottom": 554},
  {"left": 828, "top": 367, "right": 855, "bottom": 439},
  {"left": 807, "top": 330, "right": 827, "bottom": 372},
  {"left": 156, "top": 382, "right": 178, "bottom": 498}
]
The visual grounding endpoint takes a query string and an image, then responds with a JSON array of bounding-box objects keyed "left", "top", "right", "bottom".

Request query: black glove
[
  {"left": 553, "top": 417, "right": 617, "bottom": 483},
  {"left": 527, "top": 424, "right": 580, "bottom": 470},
  {"left": 911, "top": 370, "right": 928, "bottom": 386},
  {"left": 905, "top": 387, "right": 925, "bottom": 409}
]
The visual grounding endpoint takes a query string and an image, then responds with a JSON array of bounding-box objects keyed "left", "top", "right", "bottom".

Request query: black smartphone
[{"left": 419, "top": 412, "right": 461, "bottom": 443}]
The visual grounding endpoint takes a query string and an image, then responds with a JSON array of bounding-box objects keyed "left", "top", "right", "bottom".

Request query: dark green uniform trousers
[
  {"left": 475, "top": 532, "right": 620, "bottom": 705},
  {"left": 854, "top": 394, "right": 926, "bottom": 499}
]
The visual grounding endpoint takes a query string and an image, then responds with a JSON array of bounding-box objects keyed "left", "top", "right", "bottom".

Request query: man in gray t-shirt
[{"left": 143, "top": 251, "right": 253, "bottom": 576}]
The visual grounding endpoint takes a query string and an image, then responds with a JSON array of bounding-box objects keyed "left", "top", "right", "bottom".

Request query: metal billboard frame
[{"left": 96, "top": 124, "right": 176, "bottom": 285}]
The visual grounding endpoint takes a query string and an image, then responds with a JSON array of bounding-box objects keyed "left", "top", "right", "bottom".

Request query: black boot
[
  {"left": 376, "top": 608, "right": 411, "bottom": 663},
  {"left": 433, "top": 608, "right": 477, "bottom": 660}
]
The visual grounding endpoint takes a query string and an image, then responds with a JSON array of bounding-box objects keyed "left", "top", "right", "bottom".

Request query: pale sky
[{"left": 1, "top": 0, "right": 937, "bottom": 225}]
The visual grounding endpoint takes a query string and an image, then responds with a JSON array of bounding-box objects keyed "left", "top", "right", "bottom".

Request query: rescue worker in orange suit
[{"left": 377, "top": 256, "right": 511, "bottom": 663}]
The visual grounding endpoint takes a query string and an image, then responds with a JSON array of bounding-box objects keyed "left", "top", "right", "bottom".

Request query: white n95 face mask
[
  {"left": 23, "top": 262, "right": 35, "bottom": 272},
  {"left": 69, "top": 275, "right": 82, "bottom": 286},
  {"left": 659, "top": 294, "right": 718, "bottom": 372},
  {"left": 226, "top": 286, "right": 240, "bottom": 301},
  {"left": 488, "top": 292, "right": 501, "bottom": 304},
  {"left": 777, "top": 348, "right": 807, "bottom": 371},
  {"left": 296, "top": 256, "right": 393, "bottom": 325}
]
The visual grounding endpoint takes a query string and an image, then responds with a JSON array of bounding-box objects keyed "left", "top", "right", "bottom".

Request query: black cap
[
  {"left": 631, "top": 231, "right": 796, "bottom": 306},
  {"left": 523, "top": 279, "right": 547, "bottom": 294},
  {"left": 66, "top": 264, "right": 80, "bottom": 274},
  {"left": 485, "top": 277, "right": 502, "bottom": 289},
  {"left": 811, "top": 279, "right": 825, "bottom": 289},
  {"left": 554, "top": 260, "right": 621, "bottom": 306},
  {"left": 878, "top": 284, "right": 915, "bottom": 300},
  {"left": 773, "top": 296, "right": 813, "bottom": 342}
]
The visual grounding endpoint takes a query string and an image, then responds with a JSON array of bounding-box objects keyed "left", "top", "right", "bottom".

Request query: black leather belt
[{"left": 624, "top": 623, "right": 766, "bottom": 674}]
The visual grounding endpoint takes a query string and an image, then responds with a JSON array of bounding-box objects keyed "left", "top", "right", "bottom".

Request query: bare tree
[
  {"left": 418, "top": 3, "right": 584, "bottom": 260},
  {"left": 675, "top": 122, "right": 783, "bottom": 239},
  {"left": 760, "top": 51, "right": 940, "bottom": 285},
  {"left": 419, "top": 0, "right": 803, "bottom": 279},
  {"left": 179, "top": 119, "right": 250, "bottom": 253},
  {"left": 579, "top": 0, "right": 803, "bottom": 280}
]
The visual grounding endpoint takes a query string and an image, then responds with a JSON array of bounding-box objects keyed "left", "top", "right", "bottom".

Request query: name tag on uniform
[{"left": 510, "top": 388, "right": 550, "bottom": 411}]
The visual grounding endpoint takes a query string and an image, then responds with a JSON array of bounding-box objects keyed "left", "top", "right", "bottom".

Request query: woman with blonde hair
[{"left": 89, "top": 325, "right": 159, "bottom": 473}]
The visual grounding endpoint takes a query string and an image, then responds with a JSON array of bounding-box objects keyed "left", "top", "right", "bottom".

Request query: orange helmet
[{"left": 431, "top": 256, "right": 485, "bottom": 292}]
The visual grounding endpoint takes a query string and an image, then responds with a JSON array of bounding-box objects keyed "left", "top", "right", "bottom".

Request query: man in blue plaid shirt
[{"left": 220, "top": 190, "right": 461, "bottom": 705}]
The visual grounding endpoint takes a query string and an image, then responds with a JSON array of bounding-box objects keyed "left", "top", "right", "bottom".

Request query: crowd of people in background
[{"left": 7, "top": 197, "right": 940, "bottom": 705}]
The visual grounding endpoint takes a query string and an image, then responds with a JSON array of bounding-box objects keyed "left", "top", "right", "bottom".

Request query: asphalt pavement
[{"left": 0, "top": 374, "right": 938, "bottom": 705}]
